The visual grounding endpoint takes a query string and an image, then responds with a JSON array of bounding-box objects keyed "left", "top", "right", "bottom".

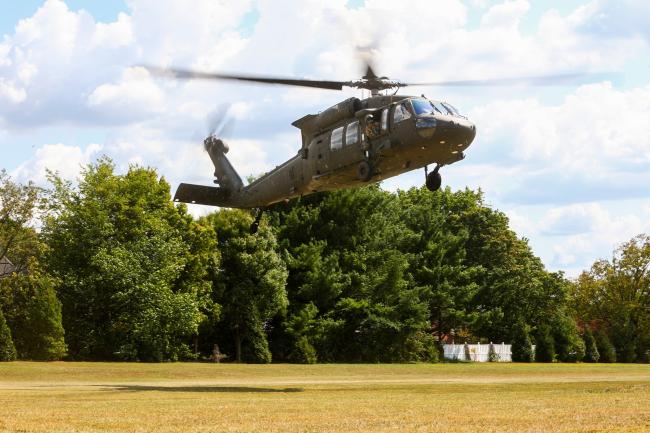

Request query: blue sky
[{"left": 1, "top": 0, "right": 649, "bottom": 276}]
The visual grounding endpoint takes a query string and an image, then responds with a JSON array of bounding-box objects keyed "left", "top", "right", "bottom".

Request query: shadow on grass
[{"left": 105, "top": 385, "right": 304, "bottom": 393}]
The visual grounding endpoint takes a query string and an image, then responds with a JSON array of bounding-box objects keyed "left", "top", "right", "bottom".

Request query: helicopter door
[{"left": 310, "top": 133, "right": 330, "bottom": 177}]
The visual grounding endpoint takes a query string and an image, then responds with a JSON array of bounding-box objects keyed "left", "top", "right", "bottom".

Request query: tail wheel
[
  {"left": 357, "top": 160, "right": 373, "bottom": 182},
  {"left": 426, "top": 171, "right": 442, "bottom": 192}
]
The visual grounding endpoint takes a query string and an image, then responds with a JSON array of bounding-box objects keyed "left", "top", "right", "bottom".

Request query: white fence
[{"left": 443, "top": 343, "right": 512, "bottom": 362}]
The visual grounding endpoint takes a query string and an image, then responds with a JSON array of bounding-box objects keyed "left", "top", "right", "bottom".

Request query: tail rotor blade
[{"left": 206, "top": 104, "right": 230, "bottom": 137}]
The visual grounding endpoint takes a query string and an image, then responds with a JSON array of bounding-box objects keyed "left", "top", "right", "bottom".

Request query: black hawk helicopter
[{"left": 145, "top": 63, "right": 583, "bottom": 209}]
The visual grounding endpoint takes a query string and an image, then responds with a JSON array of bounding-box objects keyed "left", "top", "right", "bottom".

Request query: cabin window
[
  {"left": 345, "top": 121, "right": 359, "bottom": 145},
  {"left": 331, "top": 126, "right": 344, "bottom": 150},
  {"left": 381, "top": 109, "right": 388, "bottom": 131},
  {"left": 393, "top": 103, "right": 411, "bottom": 123}
]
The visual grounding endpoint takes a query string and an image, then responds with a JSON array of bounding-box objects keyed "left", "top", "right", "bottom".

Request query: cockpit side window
[
  {"left": 393, "top": 103, "right": 412, "bottom": 123},
  {"left": 381, "top": 108, "right": 388, "bottom": 132}
]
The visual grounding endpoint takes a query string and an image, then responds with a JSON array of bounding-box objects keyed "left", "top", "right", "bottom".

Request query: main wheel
[
  {"left": 357, "top": 160, "right": 373, "bottom": 182},
  {"left": 426, "top": 171, "right": 442, "bottom": 191}
]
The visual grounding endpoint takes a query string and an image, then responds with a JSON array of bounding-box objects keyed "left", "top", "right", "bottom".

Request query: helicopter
[{"left": 145, "top": 62, "right": 585, "bottom": 210}]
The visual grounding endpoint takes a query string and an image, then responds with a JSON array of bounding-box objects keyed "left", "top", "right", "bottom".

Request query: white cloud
[
  {"left": 467, "top": 82, "right": 650, "bottom": 205},
  {"left": 87, "top": 66, "right": 165, "bottom": 122},
  {"left": 11, "top": 142, "right": 103, "bottom": 184}
]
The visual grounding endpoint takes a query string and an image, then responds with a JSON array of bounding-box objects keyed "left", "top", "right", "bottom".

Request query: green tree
[
  {"left": 552, "top": 314, "right": 585, "bottom": 362},
  {"left": 583, "top": 329, "right": 600, "bottom": 363},
  {"left": 510, "top": 321, "right": 533, "bottom": 362},
  {"left": 594, "top": 330, "right": 616, "bottom": 363},
  {"left": 43, "top": 159, "right": 214, "bottom": 361},
  {"left": 0, "top": 170, "right": 45, "bottom": 272},
  {"left": 570, "top": 234, "right": 649, "bottom": 363},
  {"left": 0, "top": 309, "right": 17, "bottom": 361},
  {"left": 202, "top": 209, "right": 288, "bottom": 363},
  {"left": 1, "top": 171, "right": 66, "bottom": 360},
  {"left": 535, "top": 325, "right": 555, "bottom": 363},
  {"left": 0, "top": 262, "right": 66, "bottom": 360},
  {"left": 396, "top": 187, "right": 482, "bottom": 345},
  {"left": 268, "top": 186, "right": 433, "bottom": 363}
]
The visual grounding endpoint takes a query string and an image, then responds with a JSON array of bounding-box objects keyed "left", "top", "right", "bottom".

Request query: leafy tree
[
  {"left": 267, "top": 186, "right": 433, "bottom": 363},
  {"left": 0, "top": 262, "right": 66, "bottom": 360},
  {"left": 551, "top": 314, "right": 584, "bottom": 362},
  {"left": 535, "top": 325, "right": 555, "bottom": 363},
  {"left": 396, "top": 187, "right": 482, "bottom": 344},
  {"left": 510, "top": 320, "right": 533, "bottom": 362},
  {"left": 0, "top": 170, "right": 45, "bottom": 272},
  {"left": 1, "top": 171, "right": 65, "bottom": 360},
  {"left": 202, "top": 209, "right": 288, "bottom": 363},
  {"left": 570, "top": 234, "right": 649, "bottom": 363},
  {"left": 42, "top": 159, "right": 213, "bottom": 361},
  {"left": 594, "top": 330, "right": 617, "bottom": 363},
  {"left": 0, "top": 309, "right": 17, "bottom": 361},
  {"left": 583, "top": 329, "right": 600, "bottom": 363}
]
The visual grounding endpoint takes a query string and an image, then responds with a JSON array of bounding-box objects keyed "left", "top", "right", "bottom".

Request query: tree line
[{"left": 1, "top": 160, "right": 648, "bottom": 363}]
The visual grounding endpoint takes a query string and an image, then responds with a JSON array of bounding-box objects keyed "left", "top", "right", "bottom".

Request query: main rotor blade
[
  {"left": 404, "top": 72, "right": 608, "bottom": 87},
  {"left": 143, "top": 66, "right": 346, "bottom": 90}
]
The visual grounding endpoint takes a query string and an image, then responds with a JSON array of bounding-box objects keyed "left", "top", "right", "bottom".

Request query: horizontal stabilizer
[{"left": 174, "top": 183, "right": 227, "bottom": 206}]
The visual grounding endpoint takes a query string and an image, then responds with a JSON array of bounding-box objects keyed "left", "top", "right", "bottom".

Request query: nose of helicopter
[{"left": 450, "top": 118, "right": 476, "bottom": 151}]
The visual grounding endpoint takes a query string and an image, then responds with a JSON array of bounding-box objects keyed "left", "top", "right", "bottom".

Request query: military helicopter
[{"left": 145, "top": 62, "right": 583, "bottom": 210}]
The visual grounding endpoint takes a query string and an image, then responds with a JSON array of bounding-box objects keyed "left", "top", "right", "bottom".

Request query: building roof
[{"left": 0, "top": 256, "right": 15, "bottom": 278}]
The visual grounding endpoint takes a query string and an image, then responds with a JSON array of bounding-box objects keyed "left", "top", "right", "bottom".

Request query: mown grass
[{"left": 0, "top": 362, "right": 649, "bottom": 432}]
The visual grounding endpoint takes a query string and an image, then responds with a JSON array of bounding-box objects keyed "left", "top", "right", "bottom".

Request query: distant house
[{"left": 0, "top": 256, "right": 15, "bottom": 278}]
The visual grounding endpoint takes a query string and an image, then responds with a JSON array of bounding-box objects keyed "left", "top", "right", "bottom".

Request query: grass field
[{"left": 0, "top": 362, "right": 649, "bottom": 432}]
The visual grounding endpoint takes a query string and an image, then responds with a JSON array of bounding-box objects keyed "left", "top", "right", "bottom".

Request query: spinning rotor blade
[
  {"left": 144, "top": 65, "right": 347, "bottom": 91},
  {"left": 206, "top": 104, "right": 232, "bottom": 137},
  {"left": 403, "top": 72, "right": 607, "bottom": 88}
]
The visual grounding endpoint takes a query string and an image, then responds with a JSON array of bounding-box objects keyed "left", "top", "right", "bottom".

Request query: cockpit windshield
[
  {"left": 430, "top": 101, "right": 448, "bottom": 115},
  {"left": 411, "top": 98, "right": 434, "bottom": 116},
  {"left": 442, "top": 102, "right": 461, "bottom": 116},
  {"left": 412, "top": 98, "right": 463, "bottom": 117}
]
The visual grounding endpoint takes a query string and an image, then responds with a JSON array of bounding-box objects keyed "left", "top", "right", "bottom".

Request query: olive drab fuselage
[{"left": 173, "top": 94, "right": 476, "bottom": 208}]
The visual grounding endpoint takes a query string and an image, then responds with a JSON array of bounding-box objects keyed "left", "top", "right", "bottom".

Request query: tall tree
[
  {"left": 0, "top": 171, "right": 66, "bottom": 360},
  {"left": 571, "top": 234, "right": 650, "bottom": 362},
  {"left": 0, "top": 263, "right": 66, "bottom": 360},
  {"left": 202, "top": 209, "right": 288, "bottom": 363},
  {"left": 0, "top": 170, "right": 44, "bottom": 272},
  {"left": 510, "top": 320, "right": 533, "bottom": 362},
  {"left": 535, "top": 324, "right": 556, "bottom": 363},
  {"left": 0, "top": 308, "right": 17, "bottom": 361},
  {"left": 43, "top": 159, "right": 214, "bottom": 361},
  {"left": 583, "top": 329, "right": 600, "bottom": 363}
]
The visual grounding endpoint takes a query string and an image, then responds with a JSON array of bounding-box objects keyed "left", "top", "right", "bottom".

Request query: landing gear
[
  {"left": 425, "top": 164, "right": 442, "bottom": 192},
  {"left": 357, "top": 160, "right": 373, "bottom": 182}
]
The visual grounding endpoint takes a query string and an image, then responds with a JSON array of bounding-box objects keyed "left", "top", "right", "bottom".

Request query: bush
[
  {"left": 535, "top": 325, "right": 555, "bottom": 363},
  {"left": 0, "top": 309, "right": 17, "bottom": 361},
  {"left": 595, "top": 330, "right": 617, "bottom": 363},
  {"left": 583, "top": 329, "right": 600, "bottom": 363},
  {"left": 511, "top": 321, "right": 533, "bottom": 362}
]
